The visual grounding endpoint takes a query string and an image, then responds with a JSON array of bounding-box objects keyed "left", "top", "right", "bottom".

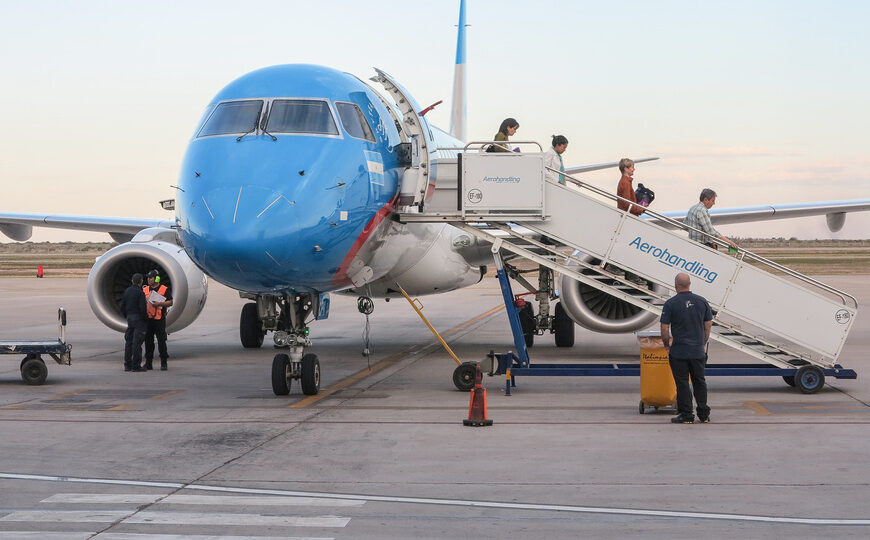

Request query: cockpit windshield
[
  {"left": 197, "top": 100, "right": 263, "bottom": 137},
  {"left": 266, "top": 99, "right": 339, "bottom": 135},
  {"left": 335, "top": 102, "right": 375, "bottom": 142}
]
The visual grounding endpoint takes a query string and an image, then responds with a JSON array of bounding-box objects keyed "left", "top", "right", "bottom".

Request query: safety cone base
[{"left": 463, "top": 366, "right": 493, "bottom": 427}]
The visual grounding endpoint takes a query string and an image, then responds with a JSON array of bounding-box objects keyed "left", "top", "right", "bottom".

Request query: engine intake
[
  {"left": 558, "top": 256, "right": 662, "bottom": 334},
  {"left": 87, "top": 228, "right": 208, "bottom": 333}
]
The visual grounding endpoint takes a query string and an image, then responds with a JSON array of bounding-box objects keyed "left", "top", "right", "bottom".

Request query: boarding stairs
[{"left": 399, "top": 145, "right": 858, "bottom": 373}]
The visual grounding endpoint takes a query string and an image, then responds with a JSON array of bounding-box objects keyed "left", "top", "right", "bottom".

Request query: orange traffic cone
[{"left": 463, "top": 364, "right": 493, "bottom": 427}]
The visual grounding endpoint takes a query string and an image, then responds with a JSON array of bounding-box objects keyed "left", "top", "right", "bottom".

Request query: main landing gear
[
  {"left": 505, "top": 262, "right": 575, "bottom": 348},
  {"left": 239, "top": 293, "right": 321, "bottom": 396}
]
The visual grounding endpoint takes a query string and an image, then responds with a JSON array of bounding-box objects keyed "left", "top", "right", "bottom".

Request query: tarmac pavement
[{"left": 0, "top": 275, "right": 868, "bottom": 538}]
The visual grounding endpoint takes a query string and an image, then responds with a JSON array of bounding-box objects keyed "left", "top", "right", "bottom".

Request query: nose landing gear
[{"left": 240, "top": 292, "right": 322, "bottom": 396}]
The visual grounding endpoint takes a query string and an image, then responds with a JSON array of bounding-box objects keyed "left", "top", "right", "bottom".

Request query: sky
[{"left": 1, "top": 0, "right": 868, "bottom": 241}]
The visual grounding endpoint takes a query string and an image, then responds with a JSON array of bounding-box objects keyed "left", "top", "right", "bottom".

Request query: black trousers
[
  {"left": 124, "top": 317, "right": 147, "bottom": 369},
  {"left": 669, "top": 354, "right": 710, "bottom": 419},
  {"left": 145, "top": 317, "right": 168, "bottom": 363}
]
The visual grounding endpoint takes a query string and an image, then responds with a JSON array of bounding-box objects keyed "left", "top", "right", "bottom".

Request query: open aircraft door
[{"left": 371, "top": 68, "right": 432, "bottom": 208}]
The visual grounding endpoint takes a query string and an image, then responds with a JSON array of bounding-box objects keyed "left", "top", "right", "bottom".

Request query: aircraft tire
[
  {"left": 21, "top": 356, "right": 47, "bottom": 386},
  {"left": 240, "top": 303, "right": 264, "bottom": 348},
  {"left": 301, "top": 354, "right": 320, "bottom": 396},
  {"left": 553, "top": 302, "right": 575, "bottom": 348},
  {"left": 271, "top": 353, "right": 291, "bottom": 396},
  {"left": 519, "top": 303, "right": 535, "bottom": 348}
]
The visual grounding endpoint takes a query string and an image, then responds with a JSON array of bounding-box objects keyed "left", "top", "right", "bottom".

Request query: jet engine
[
  {"left": 87, "top": 228, "right": 208, "bottom": 333},
  {"left": 558, "top": 256, "right": 664, "bottom": 334}
]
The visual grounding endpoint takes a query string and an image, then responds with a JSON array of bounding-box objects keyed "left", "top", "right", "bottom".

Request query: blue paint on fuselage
[{"left": 176, "top": 64, "right": 402, "bottom": 293}]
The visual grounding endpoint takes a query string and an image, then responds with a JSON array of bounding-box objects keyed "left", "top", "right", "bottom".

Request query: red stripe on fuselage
[{"left": 332, "top": 197, "right": 397, "bottom": 287}]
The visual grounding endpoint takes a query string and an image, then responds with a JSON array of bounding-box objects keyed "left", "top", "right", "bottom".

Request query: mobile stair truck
[{"left": 400, "top": 143, "right": 857, "bottom": 394}]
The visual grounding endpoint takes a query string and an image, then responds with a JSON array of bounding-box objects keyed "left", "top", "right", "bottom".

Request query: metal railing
[{"left": 546, "top": 165, "right": 858, "bottom": 309}]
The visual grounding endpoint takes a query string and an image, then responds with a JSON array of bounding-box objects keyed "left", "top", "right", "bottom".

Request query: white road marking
[
  {"left": 0, "top": 534, "right": 92, "bottom": 540},
  {"left": 0, "top": 534, "right": 330, "bottom": 540},
  {"left": 0, "top": 509, "right": 349, "bottom": 527},
  {"left": 126, "top": 511, "right": 349, "bottom": 527},
  {"left": 3, "top": 471, "right": 870, "bottom": 526},
  {"left": 0, "top": 510, "right": 129, "bottom": 522},
  {"left": 96, "top": 536, "right": 330, "bottom": 540},
  {"left": 42, "top": 493, "right": 365, "bottom": 507}
]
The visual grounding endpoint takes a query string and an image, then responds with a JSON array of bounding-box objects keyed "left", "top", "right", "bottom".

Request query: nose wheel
[{"left": 271, "top": 352, "right": 321, "bottom": 396}]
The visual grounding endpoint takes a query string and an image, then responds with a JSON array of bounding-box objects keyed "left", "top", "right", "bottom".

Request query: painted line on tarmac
[
  {"left": 290, "top": 303, "right": 504, "bottom": 409},
  {"left": 0, "top": 509, "right": 349, "bottom": 527},
  {"left": 3, "top": 472, "right": 870, "bottom": 526},
  {"left": 43, "top": 492, "right": 365, "bottom": 506}
]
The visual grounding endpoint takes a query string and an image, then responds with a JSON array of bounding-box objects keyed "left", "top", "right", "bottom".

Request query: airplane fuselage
[{"left": 176, "top": 64, "right": 412, "bottom": 294}]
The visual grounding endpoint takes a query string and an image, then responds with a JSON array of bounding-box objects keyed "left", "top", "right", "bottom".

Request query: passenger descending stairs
[{"left": 401, "top": 153, "right": 858, "bottom": 372}]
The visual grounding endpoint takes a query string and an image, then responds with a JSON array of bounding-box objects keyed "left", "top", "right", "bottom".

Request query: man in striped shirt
[{"left": 686, "top": 188, "right": 738, "bottom": 250}]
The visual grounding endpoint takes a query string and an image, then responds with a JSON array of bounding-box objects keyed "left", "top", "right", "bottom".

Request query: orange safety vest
[{"left": 143, "top": 284, "right": 169, "bottom": 320}]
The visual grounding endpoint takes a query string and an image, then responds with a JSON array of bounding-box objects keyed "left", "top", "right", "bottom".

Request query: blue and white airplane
[{"left": 2, "top": 0, "right": 869, "bottom": 395}]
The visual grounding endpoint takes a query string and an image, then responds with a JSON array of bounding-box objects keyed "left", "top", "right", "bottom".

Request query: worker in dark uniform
[
  {"left": 660, "top": 272, "right": 713, "bottom": 424},
  {"left": 120, "top": 273, "right": 148, "bottom": 372},
  {"left": 143, "top": 269, "right": 173, "bottom": 371}
]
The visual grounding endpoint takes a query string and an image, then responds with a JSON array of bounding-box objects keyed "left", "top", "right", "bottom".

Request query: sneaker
[
  {"left": 699, "top": 417, "right": 710, "bottom": 423},
  {"left": 671, "top": 415, "right": 694, "bottom": 424}
]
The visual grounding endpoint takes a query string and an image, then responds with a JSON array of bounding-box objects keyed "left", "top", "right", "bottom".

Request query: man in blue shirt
[{"left": 660, "top": 273, "right": 713, "bottom": 423}]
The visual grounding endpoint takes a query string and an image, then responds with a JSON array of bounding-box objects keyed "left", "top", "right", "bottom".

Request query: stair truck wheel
[
  {"left": 795, "top": 365, "right": 825, "bottom": 394},
  {"left": 301, "top": 354, "right": 321, "bottom": 396},
  {"left": 453, "top": 361, "right": 477, "bottom": 392},
  {"left": 553, "top": 301, "right": 575, "bottom": 348},
  {"left": 783, "top": 359, "right": 808, "bottom": 387},
  {"left": 271, "top": 353, "right": 291, "bottom": 395},
  {"left": 21, "top": 356, "right": 48, "bottom": 386}
]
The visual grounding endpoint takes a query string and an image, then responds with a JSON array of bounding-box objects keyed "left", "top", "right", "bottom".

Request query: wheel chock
[{"left": 463, "top": 364, "right": 493, "bottom": 427}]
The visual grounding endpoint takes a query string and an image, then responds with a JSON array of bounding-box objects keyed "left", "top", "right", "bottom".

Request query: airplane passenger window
[
  {"left": 266, "top": 100, "right": 339, "bottom": 135},
  {"left": 197, "top": 100, "right": 263, "bottom": 137},
  {"left": 336, "top": 102, "right": 376, "bottom": 142}
]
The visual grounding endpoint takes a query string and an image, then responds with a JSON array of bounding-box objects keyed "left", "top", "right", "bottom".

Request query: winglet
[{"left": 449, "top": 0, "right": 467, "bottom": 141}]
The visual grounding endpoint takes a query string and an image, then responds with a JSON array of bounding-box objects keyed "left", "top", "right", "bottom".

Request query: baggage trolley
[
  {"left": 637, "top": 330, "right": 676, "bottom": 413},
  {"left": 0, "top": 308, "right": 71, "bottom": 385}
]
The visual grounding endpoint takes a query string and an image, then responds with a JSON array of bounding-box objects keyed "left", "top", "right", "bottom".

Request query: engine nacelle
[
  {"left": 87, "top": 228, "right": 208, "bottom": 333},
  {"left": 558, "top": 256, "right": 663, "bottom": 334}
]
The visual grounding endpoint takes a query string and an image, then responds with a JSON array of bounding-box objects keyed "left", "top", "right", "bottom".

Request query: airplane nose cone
[{"left": 181, "top": 185, "right": 309, "bottom": 290}]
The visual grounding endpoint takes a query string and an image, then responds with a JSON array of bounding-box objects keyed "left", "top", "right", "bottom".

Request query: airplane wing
[
  {"left": 564, "top": 156, "right": 659, "bottom": 175},
  {"left": 0, "top": 212, "right": 171, "bottom": 242},
  {"left": 651, "top": 199, "right": 870, "bottom": 231}
]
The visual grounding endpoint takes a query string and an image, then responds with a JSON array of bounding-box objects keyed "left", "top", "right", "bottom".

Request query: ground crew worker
[
  {"left": 143, "top": 269, "right": 173, "bottom": 370},
  {"left": 120, "top": 273, "right": 147, "bottom": 372},
  {"left": 660, "top": 273, "right": 713, "bottom": 424}
]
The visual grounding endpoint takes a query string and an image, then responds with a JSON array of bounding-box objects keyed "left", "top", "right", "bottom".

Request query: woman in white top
[{"left": 543, "top": 135, "right": 568, "bottom": 184}]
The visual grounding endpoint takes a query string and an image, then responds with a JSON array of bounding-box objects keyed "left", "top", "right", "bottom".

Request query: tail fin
[{"left": 449, "top": 0, "right": 467, "bottom": 141}]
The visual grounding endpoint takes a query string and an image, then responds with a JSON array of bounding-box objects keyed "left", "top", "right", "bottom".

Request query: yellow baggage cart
[{"left": 636, "top": 330, "right": 676, "bottom": 413}]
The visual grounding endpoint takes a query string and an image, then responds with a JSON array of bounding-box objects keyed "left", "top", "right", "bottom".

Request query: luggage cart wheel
[
  {"left": 638, "top": 400, "right": 645, "bottom": 414},
  {"left": 21, "top": 356, "right": 48, "bottom": 386},
  {"left": 794, "top": 365, "right": 825, "bottom": 394}
]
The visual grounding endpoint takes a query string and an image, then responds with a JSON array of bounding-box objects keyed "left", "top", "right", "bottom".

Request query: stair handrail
[{"left": 545, "top": 165, "right": 858, "bottom": 309}]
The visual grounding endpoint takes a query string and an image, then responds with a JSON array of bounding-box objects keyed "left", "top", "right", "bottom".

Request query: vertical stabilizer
[{"left": 449, "top": 0, "right": 467, "bottom": 141}]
